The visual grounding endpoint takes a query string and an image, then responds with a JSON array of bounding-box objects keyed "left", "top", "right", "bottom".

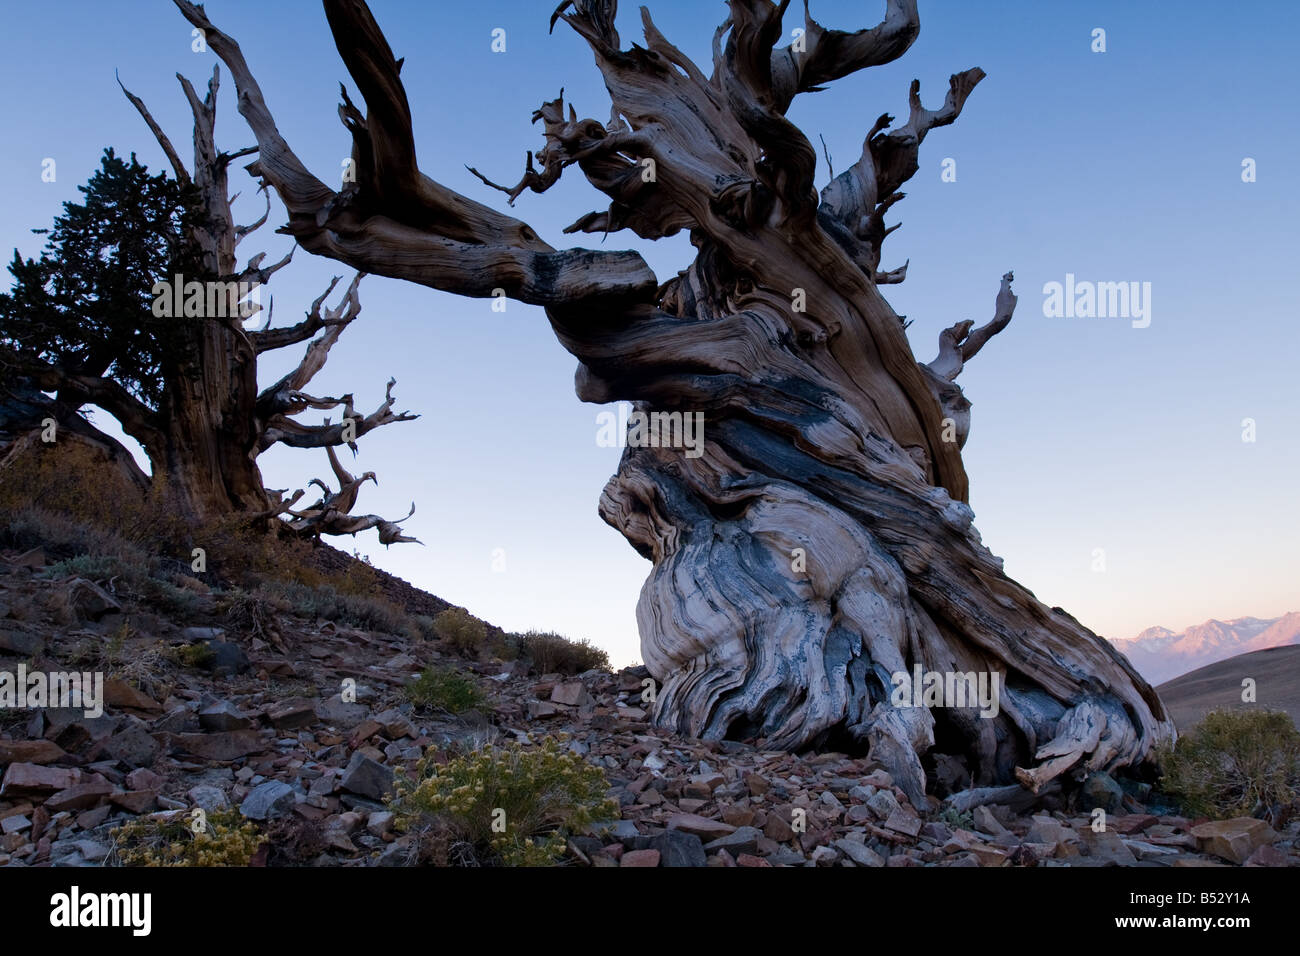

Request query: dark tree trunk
[{"left": 5, "top": 63, "right": 419, "bottom": 544}]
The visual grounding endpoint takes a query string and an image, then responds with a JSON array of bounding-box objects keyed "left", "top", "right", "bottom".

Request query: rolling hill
[{"left": 1155, "top": 644, "right": 1300, "bottom": 732}]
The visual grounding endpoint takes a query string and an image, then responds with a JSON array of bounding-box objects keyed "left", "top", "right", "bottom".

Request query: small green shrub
[
  {"left": 111, "top": 808, "right": 262, "bottom": 866},
  {"left": 405, "top": 665, "right": 486, "bottom": 715},
  {"left": 44, "top": 552, "right": 201, "bottom": 620},
  {"left": 256, "top": 579, "right": 415, "bottom": 637},
  {"left": 936, "top": 806, "right": 974, "bottom": 831},
  {"left": 435, "top": 608, "right": 487, "bottom": 657},
  {"left": 167, "top": 642, "right": 216, "bottom": 670},
  {"left": 389, "top": 738, "right": 618, "bottom": 866},
  {"left": 136, "top": 575, "right": 203, "bottom": 619},
  {"left": 515, "top": 630, "right": 610, "bottom": 675},
  {"left": 45, "top": 553, "right": 137, "bottom": 582},
  {"left": 1159, "top": 709, "right": 1300, "bottom": 819}
]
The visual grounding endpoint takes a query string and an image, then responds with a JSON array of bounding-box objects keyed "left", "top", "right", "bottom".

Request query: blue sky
[{"left": 2, "top": 1, "right": 1296, "bottom": 665}]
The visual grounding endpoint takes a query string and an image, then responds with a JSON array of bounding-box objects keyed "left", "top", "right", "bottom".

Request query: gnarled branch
[
  {"left": 770, "top": 0, "right": 921, "bottom": 111},
  {"left": 282, "top": 446, "right": 420, "bottom": 545},
  {"left": 257, "top": 378, "right": 417, "bottom": 454},
  {"left": 171, "top": 0, "right": 658, "bottom": 306},
  {"left": 921, "top": 271, "right": 1017, "bottom": 449}
]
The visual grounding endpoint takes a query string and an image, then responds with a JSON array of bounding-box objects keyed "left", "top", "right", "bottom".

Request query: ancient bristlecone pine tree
[
  {"left": 1, "top": 64, "right": 419, "bottom": 543},
  {"left": 174, "top": 0, "right": 1173, "bottom": 800}
]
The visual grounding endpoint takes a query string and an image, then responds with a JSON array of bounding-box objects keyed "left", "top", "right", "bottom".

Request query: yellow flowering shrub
[
  {"left": 111, "top": 809, "right": 262, "bottom": 867},
  {"left": 389, "top": 737, "right": 617, "bottom": 866}
]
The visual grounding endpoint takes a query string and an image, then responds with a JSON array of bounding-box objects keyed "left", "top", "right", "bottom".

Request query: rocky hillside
[
  {"left": 1112, "top": 613, "right": 1300, "bottom": 685},
  {"left": 0, "top": 542, "right": 1296, "bottom": 868}
]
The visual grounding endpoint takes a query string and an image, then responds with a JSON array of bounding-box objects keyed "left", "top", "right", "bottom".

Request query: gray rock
[
  {"left": 811, "top": 845, "right": 840, "bottom": 866},
  {"left": 98, "top": 719, "right": 159, "bottom": 768},
  {"left": 866, "top": 789, "right": 902, "bottom": 821},
  {"left": 181, "top": 627, "right": 225, "bottom": 641},
  {"left": 1025, "top": 814, "right": 1075, "bottom": 845},
  {"left": 205, "top": 641, "right": 250, "bottom": 678},
  {"left": 1080, "top": 772, "right": 1124, "bottom": 814},
  {"left": 64, "top": 578, "right": 122, "bottom": 620},
  {"left": 186, "top": 785, "right": 230, "bottom": 814},
  {"left": 764, "top": 846, "right": 806, "bottom": 866},
  {"left": 47, "top": 709, "right": 119, "bottom": 750},
  {"left": 316, "top": 695, "right": 369, "bottom": 729},
  {"left": 1078, "top": 828, "right": 1139, "bottom": 866},
  {"left": 71, "top": 840, "right": 110, "bottom": 862},
  {"left": 150, "top": 707, "right": 193, "bottom": 734},
  {"left": 340, "top": 753, "right": 394, "bottom": 801},
  {"left": 820, "top": 790, "right": 845, "bottom": 811},
  {"left": 239, "top": 780, "right": 296, "bottom": 820},
  {"left": 198, "top": 701, "right": 253, "bottom": 732},
  {"left": 595, "top": 819, "right": 640, "bottom": 841},
  {"left": 845, "top": 804, "right": 873, "bottom": 823},
  {"left": 704, "top": 826, "right": 761, "bottom": 857},
  {"left": 650, "top": 829, "right": 707, "bottom": 867},
  {"left": 376, "top": 835, "right": 416, "bottom": 867},
  {"left": 973, "top": 805, "right": 1009, "bottom": 836},
  {"left": 0, "top": 628, "right": 44, "bottom": 656},
  {"left": 1125, "top": 839, "right": 1180, "bottom": 861},
  {"left": 835, "top": 839, "right": 886, "bottom": 867}
]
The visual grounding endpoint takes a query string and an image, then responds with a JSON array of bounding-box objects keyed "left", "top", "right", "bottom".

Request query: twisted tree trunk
[
  {"left": 5, "top": 63, "right": 420, "bottom": 543},
  {"left": 174, "top": 0, "right": 1173, "bottom": 802}
]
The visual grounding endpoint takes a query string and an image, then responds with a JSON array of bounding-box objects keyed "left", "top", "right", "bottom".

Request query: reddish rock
[
  {"left": 550, "top": 682, "right": 592, "bottom": 708},
  {"left": 75, "top": 805, "right": 111, "bottom": 829},
  {"left": 736, "top": 853, "right": 772, "bottom": 867},
  {"left": 173, "top": 731, "right": 265, "bottom": 761},
  {"left": 668, "top": 812, "right": 735, "bottom": 841},
  {"left": 621, "top": 849, "right": 661, "bottom": 867},
  {"left": 527, "top": 700, "right": 561, "bottom": 719},
  {"left": 103, "top": 679, "right": 161, "bottom": 712},
  {"left": 1110, "top": 813, "right": 1159, "bottom": 835},
  {"left": 721, "top": 805, "right": 756, "bottom": 828},
  {"left": 125, "top": 768, "right": 164, "bottom": 791},
  {"left": 764, "top": 812, "right": 794, "bottom": 842},
  {"left": 883, "top": 809, "right": 922, "bottom": 838},
  {"left": 0, "top": 740, "right": 67, "bottom": 765},
  {"left": 1191, "top": 818, "right": 1279, "bottom": 865},
  {"left": 860, "top": 770, "right": 894, "bottom": 789},
  {"left": 348, "top": 719, "right": 384, "bottom": 747},
  {"left": 44, "top": 780, "right": 114, "bottom": 813},
  {"left": 266, "top": 699, "right": 317, "bottom": 730},
  {"left": 110, "top": 790, "right": 158, "bottom": 814},
  {"left": 0, "top": 763, "right": 81, "bottom": 797},
  {"left": 1244, "top": 844, "right": 1290, "bottom": 867}
]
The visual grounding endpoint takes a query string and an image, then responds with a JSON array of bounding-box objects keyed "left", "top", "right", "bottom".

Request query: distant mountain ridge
[{"left": 1111, "top": 612, "right": 1300, "bottom": 684}]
